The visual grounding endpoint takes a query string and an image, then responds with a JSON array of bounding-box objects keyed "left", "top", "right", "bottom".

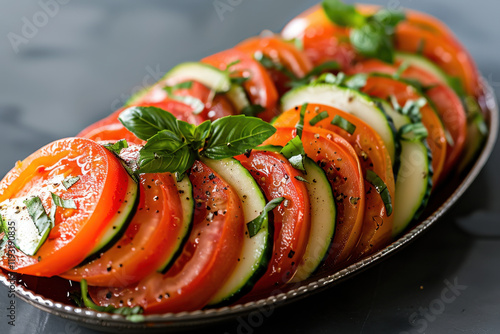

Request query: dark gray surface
[{"left": 0, "top": 1, "right": 499, "bottom": 333}]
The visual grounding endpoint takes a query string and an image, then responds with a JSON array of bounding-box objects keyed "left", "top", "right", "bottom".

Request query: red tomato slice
[
  {"left": 0, "top": 138, "right": 133, "bottom": 276},
  {"left": 79, "top": 122, "right": 145, "bottom": 146},
  {"left": 61, "top": 171, "right": 183, "bottom": 287},
  {"left": 236, "top": 35, "right": 313, "bottom": 95},
  {"left": 235, "top": 150, "right": 310, "bottom": 293},
  {"left": 273, "top": 104, "right": 395, "bottom": 260},
  {"left": 90, "top": 160, "right": 244, "bottom": 313},
  {"left": 358, "top": 75, "right": 447, "bottom": 186},
  {"left": 281, "top": 5, "right": 356, "bottom": 69},
  {"left": 202, "top": 49, "right": 279, "bottom": 122},
  {"left": 347, "top": 59, "right": 467, "bottom": 177},
  {"left": 263, "top": 128, "right": 365, "bottom": 267},
  {"left": 137, "top": 81, "right": 236, "bottom": 122},
  {"left": 393, "top": 24, "right": 479, "bottom": 97}
]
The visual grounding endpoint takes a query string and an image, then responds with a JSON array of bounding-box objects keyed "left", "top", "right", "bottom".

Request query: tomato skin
[
  {"left": 236, "top": 36, "right": 313, "bottom": 95},
  {"left": 202, "top": 49, "right": 279, "bottom": 122},
  {"left": 281, "top": 4, "right": 359, "bottom": 69},
  {"left": 273, "top": 104, "right": 395, "bottom": 260},
  {"left": 90, "top": 160, "right": 244, "bottom": 313},
  {"left": 235, "top": 150, "right": 310, "bottom": 293},
  {"left": 61, "top": 171, "right": 183, "bottom": 287},
  {"left": 0, "top": 138, "right": 133, "bottom": 277},
  {"left": 264, "top": 128, "right": 365, "bottom": 267}
]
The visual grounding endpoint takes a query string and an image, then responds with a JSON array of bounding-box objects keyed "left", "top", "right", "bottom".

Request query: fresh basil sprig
[
  {"left": 119, "top": 106, "right": 276, "bottom": 175},
  {"left": 322, "top": 0, "right": 405, "bottom": 63}
]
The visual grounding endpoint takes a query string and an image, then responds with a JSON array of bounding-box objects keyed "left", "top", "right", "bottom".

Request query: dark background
[{"left": 0, "top": 1, "right": 499, "bottom": 333}]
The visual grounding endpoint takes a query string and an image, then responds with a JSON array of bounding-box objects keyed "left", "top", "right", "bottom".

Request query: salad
[{"left": 0, "top": 0, "right": 489, "bottom": 318}]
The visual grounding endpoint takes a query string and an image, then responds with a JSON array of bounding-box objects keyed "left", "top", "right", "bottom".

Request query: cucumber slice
[
  {"left": 226, "top": 84, "right": 251, "bottom": 111},
  {"left": 376, "top": 99, "right": 433, "bottom": 236},
  {"left": 396, "top": 52, "right": 450, "bottom": 85},
  {"left": 292, "top": 157, "right": 336, "bottom": 282},
  {"left": 202, "top": 157, "right": 271, "bottom": 306},
  {"left": 86, "top": 174, "right": 139, "bottom": 258},
  {"left": 157, "top": 176, "right": 194, "bottom": 273},
  {"left": 162, "top": 62, "right": 232, "bottom": 93},
  {"left": 281, "top": 83, "right": 398, "bottom": 164}
]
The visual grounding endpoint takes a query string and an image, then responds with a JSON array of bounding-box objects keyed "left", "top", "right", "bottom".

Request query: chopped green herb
[
  {"left": 391, "top": 96, "right": 427, "bottom": 123},
  {"left": 254, "top": 52, "right": 297, "bottom": 81},
  {"left": 295, "top": 103, "right": 308, "bottom": 139},
  {"left": 230, "top": 76, "right": 250, "bottom": 86},
  {"left": 365, "top": 170, "right": 393, "bottom": 216},
  {"left": 24, "top": 197, "right": 52, "bottom": 236},
  {"left": 397, "top": 123, "right": 428, "bottom": 142},
  {"left": 294, "top": 176, "right": 309, "bottom": 183},
  {"left": 331, "top": 115, "right": 356, "bottom": 135},
  {"left": 62, "top": 176, "right": 80, "bottom": 190},
  {"left": 309, "top": 111, "right": 329, "bottom": 126},
  {"left": 393, "top": 61, "right": 410, "bottom": 80},
  {"left": 51, "top": 193, "right": 77, "bottom": 210},
  {"left": 79, "top": 279, "right": 144, "bottom": 322},
  {"left": 247, "top": 197, "right": 285, "bottom": 238},
  {"left": 344, "top": 73, "right": 367, "bottom": 90},
  {"left": 281, "top": 136, "right": 306, "bottom": 172},
  {"left": 103, "top": 139, "right": 129, "bottom": 155},
  {"left": 225, "top": 59, "right": 241, "bottom": 72}
]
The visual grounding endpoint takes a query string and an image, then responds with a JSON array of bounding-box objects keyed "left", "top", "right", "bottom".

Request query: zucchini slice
[
  {"left": 86, "top": 173, "right": 139, "bottom": 259},
  {"left": 162, "top": 62, "right": 232, "bottom": 93},
  {"left": 156, "top": 175, "right": 195, "bottom": 273},
  {"left": 281, "top": 83, "right": 398, "bottom": 164},
  {"left": 377, "top": 99, "right": 433, "bottom": 236},
  {"left": 292, "top": 157, "right": 336, "bottom": 282},
  {"left": 202, "top": 157, "right": 271, "bottom": 306}
]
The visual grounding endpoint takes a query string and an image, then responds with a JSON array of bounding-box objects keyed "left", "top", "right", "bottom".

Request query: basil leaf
[
  {"left": 51, "top": 193, "right": 77, "bottom": 210},
  {"left": 309, "top": 111, "right": 329, "bottom": 126},
  {"left": 322, "top": 0, "right": 366, "bottom": 28},
  {"left": 365, "top": 170, "right": 393, "bottom": 216},
  {"left": 103, "top": 139, "right": 129, "bottom": 155},
  {"left": 177, "top": 120, "right": 212, "bottom": 151},
  {"left": 397, "top": 123, "right": 428, "bottom": 142},
  {"left": 202, "top": 115, "right": 276, "bottom": 160},
  {"left": 396, "top": 97, "right": 427, "bottom": 123},
  {"left": 80, "top": 279, "right": 144, "bottom": 322},
  {"left": 372, "top": 9, "right": 405, "bottom": 29},
  {"left": 119, "top": 106, "right": 179, "bottom": 141},
  {"left": 350, "top": 21, "right": 394, "bottom": 63},
  {"left": 280, "top": 136, "right": 306, "bottom": 172},
  {"left": 62, "top": 176, "right": 80, "bottom": 190},
  {"left": 24, "top": 197, "right": 52, "bottom": 235},
  {"left": 331, "top": 115, "right": 356, "bottom": 135},
  {"left": 295, "top": 103, "right": 308, "bottom": 139},
  {"left": 138, "top": 130, "right": 196, "bottom": 174},
  {"left": 246, "top": 197, "right": 285, "bottom": 238},
  {"left": 241, "top": 104, "right": 265, "bottom": 117}
]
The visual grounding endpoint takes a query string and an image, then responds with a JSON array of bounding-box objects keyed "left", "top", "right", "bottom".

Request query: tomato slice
[
  {"left": 273, "top": 104, "right": 395, "bottom": 260},
  {"left": 347, "top": 59, "right": 467, "bottom": 177},
  {"left": 235, "top": 150, "right": 310, "bottom": 293},
  {"left": 202, "top": 49, "right": 279, "bottom": 122},
  {"left": 263, "top": 128, "right": 365, "bottom": 267},
  {"left": 61, "top": 170, "right": 183, "bottom": 287},
  {"left": 90, "top": 160, "right": 244, "bottom": 313},
  {"left": 0, "top": 138, "right": 134, "bottom": 276},
  {"left": 281, "top": 4, "right": 356, "bottom": 69},
  {"left": 393, "top": 24, "right": 479, "bottom": 97},
  {"left": 236, "top": 35, "right": 313, "bottom": 95},
  {"left": 78, "top": 98, "right": 207, "bottom": 144},
  {"left": 358, "top": 75, "right": 447, "bottom": 186}
]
